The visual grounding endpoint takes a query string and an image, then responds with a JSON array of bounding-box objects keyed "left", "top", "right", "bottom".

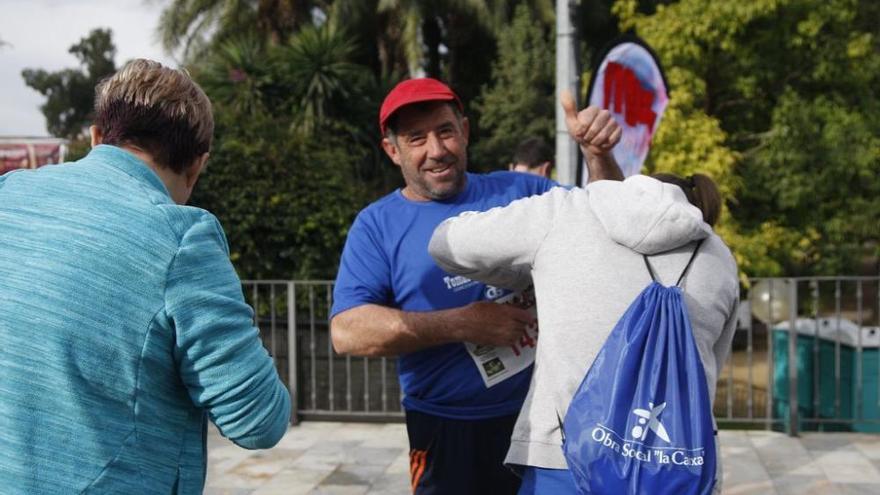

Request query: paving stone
[
  {"left": 853, "top": 440, "right": 880, "bottom": 461},
  {"left": 251, "top": 468, "right": 331, "bottom": 495},
  {"left": 801, "top": 434, "right": 856, "bottom": 452},
  {"left": 348, "top": 447, "right": 404, "bottom": 467},
  {"left": 719, "top": 430, "right": 754, "bottom": 448},
  {"left": 291, "top": 441, "right": 364, "bottom": 467},
  {"left": 720, "top": 479, "right": 778, "bottom": 495},
  {"left": 834, "top": 484, "right": 880, "bottom": 495},
  {"left": 328, "top": 423, "right": 387, "bottom": 440},
  {"left": 319, "top": 464, "right": 387, "bottom": 486},
  {"left": 205, "top": 473, "right": 267, "bottom": 491},
  {"left": 365, "top": 473, "right": 411, "bottom": 495},
  {"left": 750, "top": 432, "right": 815, "bottom": 478},
  {"left": 815, "top": 457, "right": 880, "bottom": 484},
  {"left": 721, "top": 442, "right": 773, "bottom": 490},
  {"left": 773, "top": 476, "right": 840, "bottom": 495},
  {"left": 384, "top": 450, "right": 410, "bottom": 475},
  {"left": 210, "top": 453, "right": 260, "bottom": 479},
  {"left": 203, "top": 422, "right": 880, "bottom": 494},
  {"left": 360, "top": 424, "right": 408, "bottom": 449},
  {"left": 229, "top": 449, "right": 303, "bottom": 481},
  {"left": 309, "top": 485, "right": 370, "bottom": 494},
  {"left": 204, "top": 488, "right": 255, "bottom": 495}
]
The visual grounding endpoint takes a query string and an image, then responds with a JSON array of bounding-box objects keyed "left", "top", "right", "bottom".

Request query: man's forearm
[
  {"left": 585, "top": 150, "right": 624, "bottom": 182},
  {"left": 331, "top": 299, "right": 533, "bottom": 357},
  {"left": 330, "top": 304, "right": 463, "bottom": 357}
]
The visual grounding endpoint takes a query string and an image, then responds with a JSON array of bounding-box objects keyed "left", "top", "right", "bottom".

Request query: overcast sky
[{"left": 1, "top": 0, "right": 176, "bottom": 136}]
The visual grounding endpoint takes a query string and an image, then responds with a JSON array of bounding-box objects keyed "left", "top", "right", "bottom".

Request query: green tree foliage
[
  {"left": 615, "top": 0, "right": 880, "bottom": 276},
  {"left": 375, "top": 0, "right": 491, "bottom": 77},
  {"left": 472, "top": 3, "right": 555, "bottom": 170},
  {"left": 279, "top": 24, "right": 374, "bottom": 135},
  {"left": 158, "top": 0, "right": 320, "bottom": 59},
  {"left": 190, "top": 116, "right": 370, "bottom": 279},
  {"left": 175, "top": 2, "right": 552, "bottom": 277},
  {"left": 22, "top": 29, "right": 116, "bottom": 140},
  {"left": 196, "top": 23, "right": 392, "bottom": 185},
  {"left": 144, "top": 0, "right": 879, "bottom": 279},
  {"left": 326, "top": 0, "right": 498, "bottom": 103},
  {"left": 189, "top": 25, "right": 393, "bottom": 279}
]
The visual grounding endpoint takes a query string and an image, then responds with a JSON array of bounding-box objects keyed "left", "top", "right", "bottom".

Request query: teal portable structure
[{"left": 772, "top": 318, "right": 880, "bottom": 432}]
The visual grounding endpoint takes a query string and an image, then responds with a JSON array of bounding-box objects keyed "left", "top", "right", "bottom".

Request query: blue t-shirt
[{"left": 331, "top": 171, "right": 557, "bottom": 419}]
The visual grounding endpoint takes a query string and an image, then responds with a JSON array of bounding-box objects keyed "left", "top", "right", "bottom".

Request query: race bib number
[{"left": 465, "top": 287, "right": 539, "bottom": 388}]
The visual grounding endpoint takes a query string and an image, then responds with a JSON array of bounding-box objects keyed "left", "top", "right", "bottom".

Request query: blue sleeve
[
  {"left": 331, "top": 212, "right": 392, "bottom": 318},
  {"left": 165, "top": 213, "right": 291, "bottom": 449}
]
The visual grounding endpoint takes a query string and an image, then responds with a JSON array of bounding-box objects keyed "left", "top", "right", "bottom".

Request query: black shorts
[{"left": 405, "top": 409, "right": 521, "bottom": 495}]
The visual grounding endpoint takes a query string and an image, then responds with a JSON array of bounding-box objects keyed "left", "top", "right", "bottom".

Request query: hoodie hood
[{"left": 588, "top": 175, "right": 712, "bottom": 255}]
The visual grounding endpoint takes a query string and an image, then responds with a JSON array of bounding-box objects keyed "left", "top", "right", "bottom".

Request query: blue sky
[{"left": 1, "top": 0, "right": 176, "bottom": 136}]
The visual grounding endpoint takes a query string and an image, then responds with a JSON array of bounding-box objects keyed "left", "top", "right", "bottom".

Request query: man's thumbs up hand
[{"left": 560, "top": 90, "right": 622, "bottom": 157}]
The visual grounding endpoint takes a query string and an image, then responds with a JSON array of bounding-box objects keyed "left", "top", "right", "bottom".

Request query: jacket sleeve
[
  {"left": 713, "top": 290, "right": 741, "bottom": 379},
  {"left": 165, "top": 213, "right": 291, "bottom": 449},
  {"left": 428, "top": 187, "right": 565, "bottom": 290}
]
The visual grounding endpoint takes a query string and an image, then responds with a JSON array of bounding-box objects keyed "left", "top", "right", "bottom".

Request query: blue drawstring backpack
[{"left": 560, "top": 240, "right": 716, "bottom": 495}]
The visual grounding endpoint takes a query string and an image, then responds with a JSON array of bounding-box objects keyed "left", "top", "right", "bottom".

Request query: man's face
[{"left": 381, "top": 102, "right": 469, "bottom": 201}]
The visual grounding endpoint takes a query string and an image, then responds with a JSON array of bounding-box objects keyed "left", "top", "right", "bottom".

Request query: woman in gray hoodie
[{"left": 429, "top": 173, "right": 738, "bottom": 494}]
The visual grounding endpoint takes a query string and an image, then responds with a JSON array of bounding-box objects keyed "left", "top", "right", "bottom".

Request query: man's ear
[
  {"left": 538, "top": 161, "right": 552, "bottom": 178},
  {"left": 89, "top": 125, "right": 103, "bottom": 148},
  {"left": 381, "top": 137, "right": 402, "bottom": 167},
  {"left": 460, "top": 117, "right": 470, "bottom": 145},
  {"left": 185, "top": 153, "right": 209, "bottom": 188}
]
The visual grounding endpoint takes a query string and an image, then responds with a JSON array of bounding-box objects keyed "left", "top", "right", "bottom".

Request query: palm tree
[
  {"left": 484, "top": 0, "right": 554, "bottom": 29},
  {"left": 323, "top": 0, "right": 497, "bottom": 79},
  {"left": 197, "top": 35, "right": 270, "bottom": 118},
  {"left": 157, "top": 0, "right": 319, "bottom": 60},
  {"left": 276, "top": 24, "right": 373, "bottom": 135},
  {"left": 326, "top": 0, "right": 553, "bottom": 101},
  {"left": 374, "top": 0, "right": 494, "bottom": 77}
]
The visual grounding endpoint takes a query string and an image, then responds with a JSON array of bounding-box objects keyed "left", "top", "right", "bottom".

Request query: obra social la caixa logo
[{"left": 590, "top": 401, "right": 706, "bottom": 466}]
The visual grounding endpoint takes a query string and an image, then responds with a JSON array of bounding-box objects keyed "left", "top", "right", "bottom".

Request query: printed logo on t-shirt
[
  {"left": 443, "top": 274, "right": 477, "bottom": 292},
  {"left": 484, "top": 285, "right": 503, "bottom": 300}
]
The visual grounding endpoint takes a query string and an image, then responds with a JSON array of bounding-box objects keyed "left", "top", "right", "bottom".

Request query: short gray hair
[{"left": 94, "top": 59, "right": 213, "bottom": 172}]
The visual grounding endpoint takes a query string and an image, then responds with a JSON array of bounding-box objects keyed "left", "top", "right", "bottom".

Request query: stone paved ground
[{"left": 205, "top": 422, "right": 880, "bottom": 495}]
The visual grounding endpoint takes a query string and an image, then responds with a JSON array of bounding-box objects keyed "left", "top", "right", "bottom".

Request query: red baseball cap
[{"left": 379, "top": 78, "right": 463, "bottom": 135}]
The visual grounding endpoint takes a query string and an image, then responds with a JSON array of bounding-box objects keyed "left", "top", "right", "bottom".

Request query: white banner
[{"left": 582, "top": 36, "right": 670, "bottom": 184}]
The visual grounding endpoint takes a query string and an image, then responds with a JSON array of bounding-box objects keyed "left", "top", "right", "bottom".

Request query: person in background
[
  {"left": 0, "top": 59, "right": 291, "bottom": 494},
  {"left": 510, "top": 136, "right": 553, "bottom": 179},
  {"left": 329, "top": 78, "right": 622, "bottom": 494},
  {"left": 429, "top": 172, "right": 738, "bottom": 494}
]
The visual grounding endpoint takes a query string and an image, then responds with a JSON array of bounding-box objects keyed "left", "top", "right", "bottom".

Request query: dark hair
[
  {"left": 651, "top": 173, "right": 722, "bottom": 227},
  {"left": 513, "top": 137, "right": 553, "bottom": 169},
  {"left": 384, "top": 101, "right": 463, "bottom": 139},
  {"left": 93, "top": 59, "right": 213, "bottom": 173}
]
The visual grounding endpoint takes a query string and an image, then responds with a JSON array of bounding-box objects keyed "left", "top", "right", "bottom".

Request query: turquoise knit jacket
[{"left": 0, "top": 145, "right": 291, "bottom": 493}]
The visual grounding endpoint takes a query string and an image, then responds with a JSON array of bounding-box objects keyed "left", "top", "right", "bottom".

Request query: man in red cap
[{"left": 329, "top": 78, "right": 621, "bottom": 494}]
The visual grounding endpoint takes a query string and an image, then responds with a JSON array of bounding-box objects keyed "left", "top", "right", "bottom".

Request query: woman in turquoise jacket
[{"left": 0, "top": 59, "right": 291, "bottom": 494}]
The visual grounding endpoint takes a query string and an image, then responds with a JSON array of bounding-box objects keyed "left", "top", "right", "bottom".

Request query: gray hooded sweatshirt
[{"left": 429, "top": 175, "right": 739, "bottom": 471}]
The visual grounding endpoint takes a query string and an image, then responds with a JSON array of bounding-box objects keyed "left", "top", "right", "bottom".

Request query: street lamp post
[{"left": 555, "top": 0, "right": 580, "bottom": 186}]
